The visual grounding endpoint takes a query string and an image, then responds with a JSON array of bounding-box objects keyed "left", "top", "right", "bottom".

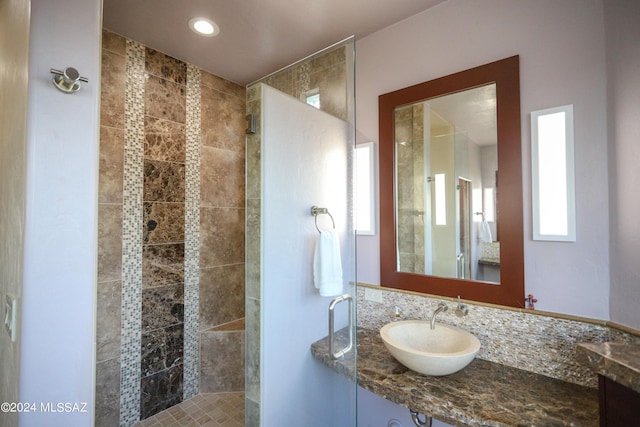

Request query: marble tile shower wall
[
  {"left": 198, "top": 58, "right": 247, "bottom": 397},
  {"left": 357, "top": 286, "right": 640, "bottom": 389},
  {"left": 244, "top": 85, "right": 262, "bottom": 427},
  {"left": 139, "top": 45, "right": 188, "bottom": 420},
  {"left": 96, "top": 29, "right": 246, "bottom": 427},
  {"left": 261, "top": 47, "right": 348, "bottom": 121},
  {"left": 97, "top": 29, "right": 127, "bottom": 427},
  {"left": 395, "top": 104, "right": 427, "bottom": 274}
]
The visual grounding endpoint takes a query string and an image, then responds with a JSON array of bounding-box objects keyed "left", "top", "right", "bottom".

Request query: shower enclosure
[
  {"left": 245, "top": 38, "right": 358, "bottom": 426},
  {"left": 95, "top": 29, "right": 357, "bottom": 426}
]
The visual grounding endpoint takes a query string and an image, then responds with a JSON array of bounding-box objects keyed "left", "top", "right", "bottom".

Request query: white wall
[
  {"left": 261, "top": 85, "right": 356, "bottom": 426},
  {"left": 605, "top": 0, "right": 640, "bottom": 330},
  {"left": 19, "top": 0, "right": 101, "bottom": 426},
  {"left": 0, "top": 1, "right": 30, "bottom": 426},
  {"left": 356, "top": 0, "right": 610, "bottom": 320}
]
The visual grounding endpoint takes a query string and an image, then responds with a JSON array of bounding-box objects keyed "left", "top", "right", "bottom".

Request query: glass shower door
[{"left": 244, "top": 38, "right": 357, "bottom": 427}]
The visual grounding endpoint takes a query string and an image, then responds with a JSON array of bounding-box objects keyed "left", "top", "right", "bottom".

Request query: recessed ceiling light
[{"left": 188, "top": 17, "right": 220, "bottom": 37}]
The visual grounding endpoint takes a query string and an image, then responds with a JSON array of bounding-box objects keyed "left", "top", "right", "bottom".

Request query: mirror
[
  {"left": 379, "top": 56, "right": 524, "bottom": 308},
  {"left": 394, "top": 85, "right": 498, "bottom": 282}
]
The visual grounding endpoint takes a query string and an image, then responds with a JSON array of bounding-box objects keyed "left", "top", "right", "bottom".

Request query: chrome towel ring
[{"left": 311, "top": 205, "right": 335, "bottom": 233}]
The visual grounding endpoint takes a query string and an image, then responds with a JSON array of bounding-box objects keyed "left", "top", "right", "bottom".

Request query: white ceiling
[{"left": 102, "top": 0, "right": 447, "bottom": 85}]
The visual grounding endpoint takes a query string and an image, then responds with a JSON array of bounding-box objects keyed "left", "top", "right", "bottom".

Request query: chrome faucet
[
  {"left": 430, "top": 302, "right": 448, "bottom": 329},
  {"left": 455, "top": 296, "right": 469, "bottom": 317}
]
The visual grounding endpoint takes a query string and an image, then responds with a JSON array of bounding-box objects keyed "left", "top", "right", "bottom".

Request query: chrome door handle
[{"left": 328, "top": 294, "right": 354, "bottom": 359}]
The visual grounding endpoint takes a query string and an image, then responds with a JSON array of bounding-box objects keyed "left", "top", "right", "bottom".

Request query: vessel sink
[{"left": 380, "top": 320, "right": 481, "bottom": 376}]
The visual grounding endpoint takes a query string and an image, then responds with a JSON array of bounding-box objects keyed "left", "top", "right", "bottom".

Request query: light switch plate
[
  {"left": 364, "top": 287, "right": 383, "bottom": 303},
  {"left": 4, "top": 295, "right": 17, "bottom": 342}
]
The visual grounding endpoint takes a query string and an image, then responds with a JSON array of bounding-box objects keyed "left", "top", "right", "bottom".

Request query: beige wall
[
  {"left": 356, "top": 0, "right": 611, "bottom": 320},
  {"left": 0, "top": 1, "right": 30, "bottom": 426},
  {"left": 605, "top": 0, "right": 640, "bottom": 329}
]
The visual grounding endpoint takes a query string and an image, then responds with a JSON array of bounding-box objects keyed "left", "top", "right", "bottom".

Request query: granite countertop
[
  {"left": 311, "top": 328, "right": 598, "bottom": 427},
  {"left": 577, "top": 341, "right": 640, "bottom": 393}
]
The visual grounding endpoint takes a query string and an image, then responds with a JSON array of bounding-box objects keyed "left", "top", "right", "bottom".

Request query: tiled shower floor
[{"left": 134, "top": 392, "right": 244, "bottom": 427}]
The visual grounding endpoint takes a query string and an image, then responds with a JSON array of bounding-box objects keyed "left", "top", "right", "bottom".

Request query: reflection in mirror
[
  {"left": 394, "top": 85, "right": 500, "bottom": 283},
  {"left": 379, "top": 56, "right": 524, "bottom": 308}
]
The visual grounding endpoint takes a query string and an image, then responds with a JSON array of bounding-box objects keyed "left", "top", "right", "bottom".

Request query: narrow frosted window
[
  {"left": 483, "top": 188, "right": 495, "bottom": 222},
  {"left": 306, "top": 94, "right": 320, "bottom": 108},
  {"left": 302, "top": 88, "right": 320, "bottom": 109},
  {"left": 531, "top": 105, "right": 576, "bottom": 241},
  {"left": 435, "top": 173, "right": 446, "bottom": 225},
  {"left": 355, "top": 142, "right": 375, "bottom": 235}
]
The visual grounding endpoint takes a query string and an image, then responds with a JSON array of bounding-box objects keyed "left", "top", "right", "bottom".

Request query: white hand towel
[
  {"left": 479, "top": 219, "right": 493, "bottom": 243},
  {"left": 313, "top": 229, "right": 344, "bottom": 297}
]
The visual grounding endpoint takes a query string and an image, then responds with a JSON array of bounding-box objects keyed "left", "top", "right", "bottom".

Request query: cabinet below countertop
[{"left": 577, "top": 342, "right": 640, "bottom": 427}]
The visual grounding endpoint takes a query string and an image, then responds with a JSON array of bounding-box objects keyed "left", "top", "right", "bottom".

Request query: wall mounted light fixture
[
  {"left": 50, "top": 67, "right": 88, "bottom": 94},
  {"left": 355, "top": 142, "right": 376, "bottom": 235},
  {"left": 531, "top": 104, "right": 576, "bottom": 241}
]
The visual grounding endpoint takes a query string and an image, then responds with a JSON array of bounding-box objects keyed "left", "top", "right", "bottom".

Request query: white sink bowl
[{"left": 380, "top": 320, "right": 481, "bottom": 376}]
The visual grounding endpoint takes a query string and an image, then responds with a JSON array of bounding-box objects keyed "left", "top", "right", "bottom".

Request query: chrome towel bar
[{"left": 311, "top": 205, "right": 335, "bottom": 233}]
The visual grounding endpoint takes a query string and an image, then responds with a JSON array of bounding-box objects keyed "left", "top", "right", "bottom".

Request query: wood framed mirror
[{"left": 379, "top": 56, "right": 524, "bottom": 308}]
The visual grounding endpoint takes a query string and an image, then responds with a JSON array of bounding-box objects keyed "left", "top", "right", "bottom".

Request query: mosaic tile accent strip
[
  {"left": 356, "top": 285, "right": 637, "bottom": 389},
  {"left": 183, "top": 64, "right": 202, "bottom": 399},
  {"left": 120, "top": 39, "right": 146, "bottom": 427},
  {"left": 296, "top": 62, "right": 311, "bottom": 98}
]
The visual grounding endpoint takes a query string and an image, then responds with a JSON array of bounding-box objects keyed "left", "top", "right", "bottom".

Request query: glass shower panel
[{"left": 245, "top": 38, "right": 357, "bottom": 427}]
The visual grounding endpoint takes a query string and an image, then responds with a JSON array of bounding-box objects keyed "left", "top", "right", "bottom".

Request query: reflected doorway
[{"left": 457, "top": 178, "right": 471, "bottom": 279}]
